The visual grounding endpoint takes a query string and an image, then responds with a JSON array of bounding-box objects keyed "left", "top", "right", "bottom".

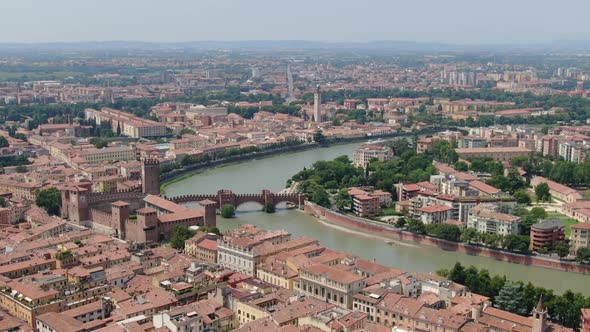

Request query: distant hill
[{"left": 1, "top": 40, "right": 590, "bottom": 53}]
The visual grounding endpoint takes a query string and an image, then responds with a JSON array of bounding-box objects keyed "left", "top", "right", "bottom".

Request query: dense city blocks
[{"left": 3, "top": 3, "right": 590, "bottom": 331}]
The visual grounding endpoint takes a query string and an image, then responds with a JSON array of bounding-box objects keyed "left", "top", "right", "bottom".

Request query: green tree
[
  {"left": 169, "top": 226, "right": 195, "bottom": 250},
  {"left": 56, "top": 250, "right": 72, "bottom": 261},
  {"left": 513, "top": 190, "right": 532, "bottom": 205},
  {"left": 501, "top": 235, "right": 530, "bottom": 252},
  {"left": 0, "top": 136, "right": 8, "bottom": 148},
  {"left": 576, "top": 247, "right": 590, "bottom": 263},
  {"left": 406, "top": 219, "right": 427, "bottom": 234},
  {"left": 454, "top": 161, "right": 469, "bottom": 172},
  {"left": 529, "top": 207, "right": 548, "bottom": 220},
  {"left": 494, "top": 281, "right": 526, "bottom": 315},
  {"left": 395, "top": 217, "right": 407, "bottom": 228},
  {"left": 199, "top": 226, "right": 222, "bottom": 236},
  {"left": 448, "top": 262, "right": 466, "bottom": 285},
  {"left": 425, "top": 223, "right": 462, "bottom": 242},
  {"left": 460, "top": 227, "right": 479, "bottom": 244},
  {"left": 392, "top": 138, "right": 411, "bottom": 156},
  {"left": 549, "top": 291, "right": 587, "bottom": 328},
  {"left": 313, "top": 129, "right": 326, "bottom": 144},
  {"left": 90, "top": 137, "right": 108, "bottom": 149},
  {"left": 535, "top": 183, "right": 552, "bottom": 202},
  {"left": 505, "top": 168, "right": 526, "bottom": 193},
  {"left": 520, "top": 207, "right": 547, "bottom": 235},
  {"left": 0, "top": 197, "right": 7, "bottom": 208},
  {"left": 310, "top": 188, "right": 331, "bottom": 208},
  {"left": 220, "top": 204, "right": 236, "bottom": 218},
  {"left": 334, "top": 189, "right": 352, "bottom": 210},
  {"left": 262, "top": 202, "right": 276, "bottom": 213},
  {"left": 431, "top": 140, "right": 459, "bottom": 164},
  {"left": 554, "top": 241, "right": 570, "bottom": 258},
  {"left": 35, "top": 187, "right": 61, "bottom": 216}
]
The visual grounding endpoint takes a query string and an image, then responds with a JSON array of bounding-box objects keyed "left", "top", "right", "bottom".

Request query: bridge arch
[{"left": 169, "top": 189, "right": 305, "bottom": 210}]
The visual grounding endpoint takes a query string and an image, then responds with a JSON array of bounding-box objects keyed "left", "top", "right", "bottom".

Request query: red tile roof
[{"left": 417, "top": 204, "right": 453, "bottom": 213}]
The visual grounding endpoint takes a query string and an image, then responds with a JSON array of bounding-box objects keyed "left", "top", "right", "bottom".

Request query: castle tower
[
  {"left": 532, "top": 295, "right": 547, "bottom": 332},
  {"left": 313, "top": 85, "right": 321, "bottom": 123},
  {"left": 200, "top": 199, "right": 217, "bottom": 227},
  {"left": 60, "top": 186, "right": 89, "bottom": 223},
  {"left": 111, "top": 201, "right": 130, "bottom": 239},
  {"left": 135, "top": 207, "right": 159, "bottom": 243},
  {"left": 141, "top": 159, "right": 161, "bottom": 196}
]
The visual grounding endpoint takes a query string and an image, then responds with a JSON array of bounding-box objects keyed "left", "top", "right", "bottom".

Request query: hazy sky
[{"left": 3, "top": 0, "right": 590, "bottom": 44}]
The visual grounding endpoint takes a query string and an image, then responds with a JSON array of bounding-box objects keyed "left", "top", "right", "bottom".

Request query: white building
[
  {"left": 352, "top": 144, "right": 394, "bottom": 168},
  {"left": 467, "top": 204, "right": 520, "bottom": 235}
]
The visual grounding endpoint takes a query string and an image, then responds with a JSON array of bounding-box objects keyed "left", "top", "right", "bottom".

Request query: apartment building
[
  {"left": 559, "top": 142, "right": 590, "bottom": 163},
  {"left": 455, "top": 147, "right": 531, "bottom": 162},
  {"left": 352, "top": 144, "right": 393, "bottom": 168},
  {"left": 570, "top": 223, "right": 590, "bottom": 254},
  {"left": 530, "top": 219, "right": 565, "bottom": 251},
  {"left": 185, "top": 232, "right": 219, "bottom": 264},
  {"left": 416, "top": 138, "right": 436, "bottom": 154},
  {"left": 416, "top": 204, "right": 454, "bottom": 224},
  {"left": 467, "top": 205, "right": 520, "bottom": 236},
  {"left": 348, "top": 187, "right": 391, "bottom": 217},
  {"left": 0, "top": 178, "right": 42, "bottom": 201},
  {"left": 458, "top": 136, "right": 486, "bottom": 148}
]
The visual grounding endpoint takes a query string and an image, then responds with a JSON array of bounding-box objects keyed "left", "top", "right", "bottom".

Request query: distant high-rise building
[
  {"left": 313, "top": 85, "right": 321, "bottom": 123},
  {"left": 445, "top": 70, "right": 477, "bottom": 86},
  {"left": 556, "top": 67, "right": 564, "bottom": 77},
  {"left": 251, "top": 67, "right": 260, "bottom": 78}
]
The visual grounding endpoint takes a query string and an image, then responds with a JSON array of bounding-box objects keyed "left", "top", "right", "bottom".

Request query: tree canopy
[
  {"left": 220, "top": 204, "right": 236, "bottom": 218},
  {"left": 0, "top": 136, "right": 8, "bottom": 148},
  {"left": 35, "top": 187, "right": 61, "bottom": 216},
  {"left": 535, "top": 183, "right": 552, "bottom": 202},
  {"left": 169, "top": 226, "right": 195, "bottom": 250},
  {"left": 438, "top": 262, "right": 590, "bottom": 328}
]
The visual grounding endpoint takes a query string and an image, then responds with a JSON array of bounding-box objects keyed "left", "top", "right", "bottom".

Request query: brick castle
[{"left": 59, "top": 159, "right": 216, "bottom": 243}]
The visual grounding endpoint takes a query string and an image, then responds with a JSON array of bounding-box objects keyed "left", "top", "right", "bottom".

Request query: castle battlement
[
  {"left": 86, "top": 188, "right": 141, "bottom": 197},
  {"left": 143, "top": 159, "right": 160, "bottom": 166}
]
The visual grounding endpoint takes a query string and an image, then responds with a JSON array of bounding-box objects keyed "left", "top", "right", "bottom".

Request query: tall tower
[
  {"left": 313, "top": 85, "right": 321, "bottom": 123},
  {"left": 532, "top": 295, "right": 547, "bottom": 332},
  {"left": 141, "top": 159, "right": 161, "bottom": 195}
]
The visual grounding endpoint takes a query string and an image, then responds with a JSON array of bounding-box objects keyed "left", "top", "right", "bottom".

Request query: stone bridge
[{"left": 168, "top": 189, "right": 305, "bottom": 209}]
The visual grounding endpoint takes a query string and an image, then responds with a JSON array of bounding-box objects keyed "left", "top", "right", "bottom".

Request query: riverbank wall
[{"left": 304, "top": 203, "right": 590, "bottom": 275}]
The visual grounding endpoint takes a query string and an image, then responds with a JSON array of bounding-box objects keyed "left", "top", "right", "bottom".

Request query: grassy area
[
  {"left": 380, "top": 206, "right": 398, "bottom": 215},
  {"left": 546, "top": 211, "right": 578, "bottom": 238}
]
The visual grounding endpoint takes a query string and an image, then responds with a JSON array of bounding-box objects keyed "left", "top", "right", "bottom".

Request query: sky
[{"left": 2, "top": 0, "right": 590, "bottom": 45}]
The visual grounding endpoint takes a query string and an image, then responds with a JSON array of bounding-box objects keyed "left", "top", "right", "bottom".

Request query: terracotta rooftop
[{"left": 417, "top": 204, "right": 453, "bottom": 213}]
